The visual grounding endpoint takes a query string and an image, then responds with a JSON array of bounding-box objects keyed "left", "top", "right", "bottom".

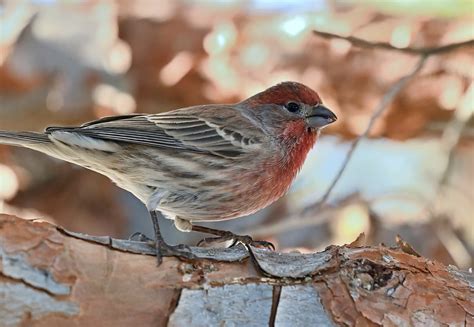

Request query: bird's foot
[
  {"left": 155, "top": 241, "right": 196, "bottom": 265},
  {"left": 197, "top": 231, "right": 275, "bottom": 250}
]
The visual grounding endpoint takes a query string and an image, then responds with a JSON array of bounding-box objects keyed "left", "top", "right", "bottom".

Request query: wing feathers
[{"left": 46, "top": 108, "right": 262, "bottom": 158}]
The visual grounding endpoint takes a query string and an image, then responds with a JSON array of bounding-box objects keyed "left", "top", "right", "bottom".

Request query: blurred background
[{"left": 0, "top": 0, "right": 473, "bottom": 268}]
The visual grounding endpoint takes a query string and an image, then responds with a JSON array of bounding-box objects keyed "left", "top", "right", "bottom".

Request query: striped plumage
[{"left": 0, "top": 81, "right": 337, "bottom": 263}]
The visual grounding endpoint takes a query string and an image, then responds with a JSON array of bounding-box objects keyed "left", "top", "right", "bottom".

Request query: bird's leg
[
  {"left": 149, "top": 211, "right": 195, "bottom": 265},
  {"left": 191, "top": 225, "right": 275, "bottom": 250}
]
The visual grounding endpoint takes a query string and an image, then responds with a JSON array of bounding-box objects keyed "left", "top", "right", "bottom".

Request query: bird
[{"left": 0, "top": 81, "right": 337, "bottom": 265}]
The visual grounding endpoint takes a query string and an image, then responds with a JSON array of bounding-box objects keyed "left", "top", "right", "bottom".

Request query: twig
[
  {"left": 429, "top": 82, "right": 473, "bottom": 205},
  {"left": 313, "top": 30, "right": 474, "bottom": 55},
  {"left": 308, "top": 55, "right": 428, "bottom": 210},
  {"left": 248, "top": 35, "right": 473, "bottom": 239},
  {"left": 310, "top": 30, "right": 474, "bottom": 209},
  {"left": 424, "top": 84, "right": 473, "bottom": 267}
]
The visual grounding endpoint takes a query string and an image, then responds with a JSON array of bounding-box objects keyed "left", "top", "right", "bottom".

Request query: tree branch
[
  {"left": 309, "top": 30, "right": 474, "bottom": 209},
  {"left": 252, "top": 33, "right": 474, "bottom": 238},
  {"left": 313, "top": 30, "right": 474, "bottom": 55},
  {"left": 431, "top": 82, "right": 474, "bottom": 199},
  {"left": 310, "top": 55, "right": 427, "bottom": 209},
  {"left": 426, "top": 83, "right": 474, "bottom": 268},
  {"left": 1, "top": 214, "right": 472, "bottom": 326}
]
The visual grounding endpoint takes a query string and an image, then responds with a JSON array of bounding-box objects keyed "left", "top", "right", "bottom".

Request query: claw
[
  {"left": 196, "top": 232, "right": 275, "bottom": 251},
  {"left": 249, "top": 240, "right": 275, "bottom": 251}
]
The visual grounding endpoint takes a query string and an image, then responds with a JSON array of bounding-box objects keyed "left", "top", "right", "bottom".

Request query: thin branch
[
  {"left": 427, "top": 95, "right": 473, "bottom": 270},
  {"left": 313, "top": 30, "right": 474, "bottom": 55},
  {"left": 429, "top": 82, "right": 473, "bottom": 206},
  {"left": 247, "top": 34, "right": 474, "bottom": 239},
  {"left": 307, "top": 55, "right": 428, "bottom": 211},
  {"left": 309, "top": 31, "right": 473, "bottom": 208},
  {"left": 423, "top": 86, "right": 472, "bottom": 266}
]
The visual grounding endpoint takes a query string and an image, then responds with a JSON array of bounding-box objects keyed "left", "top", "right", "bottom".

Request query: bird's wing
[{"left": 45, "top": 107, "right": 263, "bottom": 158}]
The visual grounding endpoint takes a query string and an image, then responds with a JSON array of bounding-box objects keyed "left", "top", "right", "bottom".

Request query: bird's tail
[{"left": 0, "top": 130, "right": 51, "bottom": 151}]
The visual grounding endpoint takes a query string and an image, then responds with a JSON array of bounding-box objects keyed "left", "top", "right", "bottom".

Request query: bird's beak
[{"left": 305, "top": 104, "right": 337, "bottom": 129}]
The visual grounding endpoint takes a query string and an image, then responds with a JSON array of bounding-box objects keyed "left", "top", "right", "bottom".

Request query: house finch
[{"left": 0, "top": 81, "right": 337, "bottom": 264}]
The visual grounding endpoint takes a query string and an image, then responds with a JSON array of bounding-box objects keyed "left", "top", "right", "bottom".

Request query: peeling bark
[{"left": 0, "top": 214, "right": 472, "bottom": 326}]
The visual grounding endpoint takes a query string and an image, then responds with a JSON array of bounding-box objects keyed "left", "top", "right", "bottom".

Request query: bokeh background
[{"left": 0, "top": 0, "right": 473, "bottom": 268}]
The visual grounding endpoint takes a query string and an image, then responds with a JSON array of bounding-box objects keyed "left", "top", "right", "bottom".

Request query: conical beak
[{"left": 306, "top": 105, "right": 337, "bottom": 128}]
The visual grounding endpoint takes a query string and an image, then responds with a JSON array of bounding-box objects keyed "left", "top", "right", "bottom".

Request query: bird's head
[
  {"left": 237, "top": 81, "right": 338, "bottom": 195},
  {"left": 240, "top": 81, "right": 337, "bottom": 139}
]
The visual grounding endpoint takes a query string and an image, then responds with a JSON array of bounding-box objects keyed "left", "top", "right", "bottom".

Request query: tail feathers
[{"left": 0, "top": 131, "right": 50, "bottom": 147}]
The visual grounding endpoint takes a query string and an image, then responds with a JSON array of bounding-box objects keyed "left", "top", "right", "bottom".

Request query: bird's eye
[{"left": 285, "top": 102, "right": 301, "bottom": 113}]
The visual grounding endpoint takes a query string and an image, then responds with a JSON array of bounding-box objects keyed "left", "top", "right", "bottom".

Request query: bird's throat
[{"left": 264, "top": 124, "right": 318, "bottom": 201}]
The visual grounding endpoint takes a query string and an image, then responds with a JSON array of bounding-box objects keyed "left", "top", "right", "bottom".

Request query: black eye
[{"left": 285, "top": 102, "right": 300, "bottom": 113}]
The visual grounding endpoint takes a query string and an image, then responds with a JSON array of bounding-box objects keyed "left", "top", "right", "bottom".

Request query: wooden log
[{"left": 0, "top": 214, "right": 472, "bottom": 326}]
